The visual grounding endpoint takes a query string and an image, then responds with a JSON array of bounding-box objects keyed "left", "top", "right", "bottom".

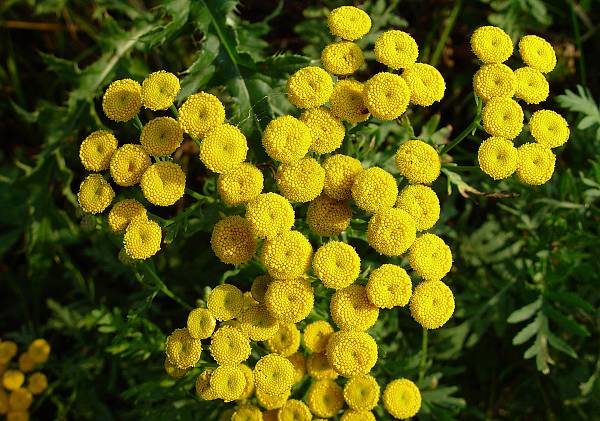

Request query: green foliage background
[{"left": 1, "top": 0, "right": 599, "bottom": 419}]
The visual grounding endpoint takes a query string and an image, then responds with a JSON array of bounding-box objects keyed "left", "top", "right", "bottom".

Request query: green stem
[
  {"left": 170, "top": 104, "right": 179, "bottom": 118},
  {"left": 133, "top": 115, "right": 143, "bottom": 131},
  {"left": 185, "top": 188, "right": 214, "bottom": 203},
  {"left": 398, "top": 115, "right": 415, "bottom": 138},
  {"left": 442, "top": 164, "right": 478, "bottom": 172},
  {"left": 137, "top": 262, "right": 192, "bottom": 310},
  {"left": 418, "top": 328, "right": 429, "bottom": 384},
  {"left": 430, "top": 0, "right": 462, "bottom": 67},
  {"left": 441, "top": 117, "right": 480, "bottom": 155},
  {"left": 569, "top": 0, "right": 587, "bottom": 85}
]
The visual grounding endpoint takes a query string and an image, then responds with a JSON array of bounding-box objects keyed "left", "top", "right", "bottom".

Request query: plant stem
[
  {"left": 569, "top": 0, "right": 587, "bottom": 85},
  {"left": 418, "top": 328, "right": 429, "bottom": 384},
  {"left": 185, "top": 187, "right": 214, "bottom": 203},
  {"left": 170, "top": 104, "right": 179, "bottom": 118},
  {"left": 137, "top": 263, "right": 192, "bottom": 310},
  {"left": 441, "top": 117, "right": 480, "bottom": 155},
  {"left": 442, "top": 164, "right": 478, "bottom": 172},
  {"left": 133, "top": 115, "right": 143, "bottom": 131},
  {"left": 430, "top": 0, "right": 462, "bottom": 67}
]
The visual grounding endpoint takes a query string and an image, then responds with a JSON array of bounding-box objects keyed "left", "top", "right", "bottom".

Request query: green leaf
[
  {"left": 545, "top": 290, "right": 594, "bottom": 312},
  {"left": 507, "top": 296, "right": 543, "bottom": 323},
  {"left": 547, "top": 332, "right": 578, "bottom": 358},
  {"left": 512, "top": 314, "right": 541, "bottom": 345},
  {"left": 544, "top": 304, "right": 590, "bottom": 337}
]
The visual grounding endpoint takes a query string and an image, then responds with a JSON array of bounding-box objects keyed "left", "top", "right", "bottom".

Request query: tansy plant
[{"left": 73, "top": 4, "right": 571, "bottom": 420}]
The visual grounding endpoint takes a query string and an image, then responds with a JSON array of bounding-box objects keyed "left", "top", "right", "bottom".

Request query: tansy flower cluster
[
  {"left": 470, "top": 26, "right": 569, "bottom": 185},
  {"left": 0, "top": 338, "right": 50, "bottom": 421},
  {"left": 160, "top": 5, "right": 459, "bottom": 420}
]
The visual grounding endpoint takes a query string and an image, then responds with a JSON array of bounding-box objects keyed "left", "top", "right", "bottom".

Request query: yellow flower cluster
[
  {"left": 471, "top": 26, "right": 568, "bottom": 184},
  {"left": 0, "top": 338, "right": 50, "bottom": 420}
]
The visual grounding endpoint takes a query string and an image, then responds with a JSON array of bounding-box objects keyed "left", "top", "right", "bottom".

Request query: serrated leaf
[
  {"left": 547, "top": 332, "right": 577, "bottom": 358},
  {"left": 557, "top": 85, "right": 600, "bottom": 119},
  {"left": 512, "top": 314, "right": 541, "bottom": 345},
  {"left": 507, "top": 296, "right": 543, "bottom": 323}
]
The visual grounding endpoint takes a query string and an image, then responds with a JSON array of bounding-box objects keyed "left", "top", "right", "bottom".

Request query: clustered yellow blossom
[
  {"left": 470, "top": 26, "right": 568, "bottom": 184},
  {"left": 0, "top": 338, "right": 50, "bottom": 420}
]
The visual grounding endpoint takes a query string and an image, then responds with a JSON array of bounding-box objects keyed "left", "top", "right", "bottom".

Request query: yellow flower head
[
  {"left": 351, "top": 167, "right": 398, "bottom": 214},
  {"left": 519, "top": 35, "right": 556, "bottom": 73},
  {"left": 265, "top": 278, "right": 314, "bottom": 323},
  {"left": 307, "top": 195, "right": 352, "bottom": 237},
  {"left": 482, "top": 97, "right": 524, "bottom": 140},
  {"left": 178, "top": 92, "right": 225, "bottom": 138},
  {"left": 28, "top": 339, "right": 50, "bottom": 365},
  {"left": 17, "top": 353, "right": 34, "bottom": 373},
  {"left": 472, "top": 63, "right": 516, "bottom": 101},
  {"left": 242, "top": 291, "right": 259, "bottom": 311},
  {"left": 529, "top": 109, "right": 570, "bottom": 148},
  {"left": 164, "top": 356, "right": 189, "bottom": 379},
  {"left": 238, "top": 364, "right": 255, "bottom": 400},
  {"left": 77, "top": 174, "right": 114, "bottom": 214},
  {"left": 307, "top": 352, "right": 338, "bottom": 380},
  {"left": 367, "top": 208, "right": 416, "bottom": 256},
  {"left": 267, "top": 323, "right": 301, "bottom": 356},
  {"left": 287, "top": 352, "right": 306, "bottom": 384},
  {"left": 200, "top": 124, "right": 248, "bottom": 174},
  {"left": 395, "top": 140, "right": 441, "bottom": 184},
  {"left": 278, "top": 399, "right": 312, "bottom": 421},
  {"left": 366, "top": 264, "right": 412, "bottom": 309},
  {"left": 323, "top": 154, "right": 363, "bottom": 201},
  {"left": 514, "top": 67, "right": 549, "bottom": 104},
  {"left": 395, "top": 185, "right": 440, "bottom": 231},
  {"left": 262, "top": 115, "right": 312, "bottom": 163},
  {"left": 276, "top": 157, "right": 325, "bottom": 203},
  {"left": 300, "top": 108, "right": 345, "bottom": 154},
  {"left": 256, "top": 387, "right": 290, "bottom": 410},
  {"left": 303, "top": 320, "right": 334, "bottom": 353},
  {"left": 246, "top": 192, "right": 295, "bottom": 239},
  {"left": 211, "top": 216, "right": 256, "bottom": 265},
  {"left": 330, "top": 284, "right": 379, "bottom": 331},
  {"left": 26, "top": 372, "right": 48, "bottom": 395},
  {"left": 330, "top": 79, "right": 370, "bottom": 123},
  {"left": 340, "top": 410, "right": 376, "bottom": 421},
  {"left": 141, "top": 70, "right": 180, "bottom": 111},
  {"left": 477, "top": 137, "right": 518, "bottom": 180},
  {"left": 187, "top": 308, "right": 217, "bottom": 340},
  {"left": 402, "top": 63, "right": 446, "bottom": 106},
  {"left": 232, "top": 404, "right": 262, "bottom": 421},
  {"left": 238, "top": 305, "right": 279, "bottom": 341},
  {"left": 218, "top": 163, "right": 264, "bottom": 206},
  {"left": 195, "top": 369, "right": 218, "bottom": 401},
  {"left": 251, "top": 275, "right": 272, "bottom": 303},
  {"left": 409, "top": 234, "right": 453, "bottom": 281},
  {"left": 0, "top": 341, "right": 18, "bottom": 364},
  {"left": 0, "top": 391, "right": 7, "bottom": 416},
  {"left": 410, "top": 280, "right": 455, "bottom": 329},
  {"left": 321, "top": 42, "right": 364, "bottom": 76},
  {"left": 470, "top": 26, "right": 513, "bottom": 64},
  {"left": 327, "top": 6, "right": 371, "bottom": 41},
  {"left": 108, "top": 199, "right": 146, "bottom": 232},
  {"left": 313, "top": 241, "right": 360, "bottom": 289},
  {"left": 516, "top": 143, "right": 556, "bottom": 185},
  {"left": 374, "top": 30, "right": 419, "bottom": 69},
  {"left": 307, "top": 379, "right": 345, "bottom": 418},
  {"left": 344, "top": 374, "right": 380, "bottom": 411},
  {"left": 165, "top": 328, "right": 202, "bottom": 369},
  {"left": 2, "top": 370, "right": 24, "bottom": 391},
  {"left": 110, "top": 144, "right": 151, "bottom": 187},
  {"left": 261, "top": 231, "right": 313, "bottom": 280},
  {"left": 102, "top": 78, "right": 141, "bottom": 122},
  {"left": 207, "top": 284, "right": 244, "bottom": 321},
  {"left": 123, "top": 217, "right": 161, "bottom": 260},
  {"left": 254, "top": 354, "right": 295, "bottom": 396},
  {"left": 286, "top": 66, "right": 333, "bottom": 109},
  {"left": 140, "top": 116, "right": 183, "bottom": 156},
  {"left": 363, "top": 72, "right": 411, "bottom": 120},
  {"left": 209, "top": 325, "right": 251, "bottom": 365},
  {"left": 8, "top": 388, "right": 32, "bottom": 411},
  {"left": 79, "top": 131, "right": 118, "bottom": 172},
  {"left": 383, "top": 378, "right": 421, "bottom": 419},
  {"left": 140, "top": 161, "right": 186, "bottom": 206},
  {"left": 210, "top": 365, "right": 247, "bottom": 402}
]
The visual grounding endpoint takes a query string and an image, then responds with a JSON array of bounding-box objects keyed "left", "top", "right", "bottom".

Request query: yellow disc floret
[
  {"left": 278, "top": 399, "right": 312, "bottom": 421},
  {"left": 470, "top": 26, "right": 513, "bottom": 64},
  {"left": 367, "top": 208, "right": 416, "bottom": 256},
  {"left": 264, "top": 278, "right": 314, "bottom": 323},
  {"left": 363, "top": 72, "right": 410, "bottom": 120},
  {"left": 374, "top": 30, "right": 419, "bottom": 70},
  {"left": 351, "top": 167, "right": 398, "bottom": 214},
  {"left": 140, "top": 116, "right": 183, "bottom": 156},
  {"left": 307, "top": 379, "right": 345, "bottom": 418},
  {"left": 108, "top": 199, "right": 146, "bottom": 232},
  {"left": 110, "top": 144, "right": 151, "bottom": 187},
  {"left": 102, "top": 78, "right": 141, "bottom": 122},
  {"left": 395, "top": 140, "right": 441, "bottom": 184},
  {"left": 340, "top": 410, "right": 376, "bottom": 421},
  {"left": 330, "top": 285, "right": 379, "bottom": 331},
  {"left": 8, "top": 388, "right": 32, "bottom": 411},
  {"left": 327, "top": 331, "right": 378, "bottom": 377},
  {"left": 327, "top": 6, "right": 371, "bottom": 41},
  {"left": 79, "top": 131, "right": 118, "bottom": 171},
  {"left": 402, "top": 63, "right": 446, "bottom": 106},
  {"left": 232, "top": 404, "right": 262, "bottom": 421},
  {"left": 246, "top": 193, "right": 295, "bottom": 239},
  {"left": 238, "top": 305, "right": 279, "bottom": 341},
  {"left": 472, "top": 63, "right": 516, "bottom": 101},
  {"left": 178, "top": 92, "right": 225, "bottom": 138},
  {"left": 477, "top": 137, "right": 518, "bottom": 180},
  {"left": 254, "top": 354, "right": 295, "bottom": 396},
  {"left": 287, "top": 352, "right": 306, "bottom": 384},
  {"left": 330, "top": 80, "right": 370, "bottom": 123},
  {"left": 187, "top": 308, "right": 217, "bottom": 339},
  {"left": 267, "top": 323, "right": 301, "bottom": 356},
  {"left": 207, "top": 284, "right": 244, "bottom": 321},
  {"left": 140, "top": 161, "right": 186, "bottom": 206},
  {"left": 262, "top": 115, "right": 312, "bottom": 163},
  {"left": 217, "top": 163, "right": 264, "bottom": 207},
  {"left": 313, "top": 241, "right": 360, "bottom": 289},
  {"left": 2, "top": 370, "right": 24, "bottom": 391},
  {"left": 0, "top": 341, "right": 18, "bottom": 364},
  {"left": 276, "top": 157, "right": 325, "bottom": 203},
  {"left": 529, "top": 109, "right": 570, "bottom": 148},
  {"left": 300, "top": 108, "right": 345, "bottom": 154},
  {"left": 200, "top": 124, "right": 248, "bottom": 174},
  {"left": 28, "top": 339, "right": 50, "bottom": 365},
  {"left": 516, "top": 143, "right": 556, "bottom": 185},
  {"left": 303, "top": 320, "right": 334, "bottom": 353},
  {"left": 514, "top": 67, "right": 549, "bottom": 104},
  {"left": 307, "top": 352, "right": 338, "bottom": 380},
  {"left": 26, "top": 372, "right": 47, "bottom": 395},
  {"left": 366, "top": 264, "right": 412, "bottom": 309},
  {"left": 165, "top": 328, "right": 202, "bottom": 369},
  {"left": 238, "top": 364, "right": 255, "bottom": 400},
  {"left": 209, "top": 326, "right": 251, "bottom": 365},
  {"left": 141, "top": 70, "right": 180, "bottom": 111},
  {"left": 482, "top": 97, "right": 524, "bottom": 140},
  {"left": 17, "top": 354, "right": 34, "bottom": 373},
  {"left": 195, "top": 369, "right": 218, "bottom": 401},
  {"left": 383, "top": 378, "right": 421, "bottom": 419},
  {"left": 123, "top": 217, "right": 161, "bottom": 259},
  {"left": 307, "top": 195, "right": 352, "bottom": 237},
  {"left": 344, "top": 374, "right": 380, "bottom": 411},
  {"left": 323, "top": 154, "right": 363, "bottom": 201},
  {"left": 409, "top": 280, "right": 455, "bottom": 329},
  {"left": 261, "top": 231, "right": 313, "bottom": 280},
  {"left": 211, "top": 216, "right": 256, "bottom": 265},
  {"left": 210, "top": 365, "right": 247, "bottom": 402},
  {"left": 77, "top": 174, "right": 114, "bottom": 214},
  {"left": 321, "top": 42, "right": 364, "bottom": 76},
  {"left": 409, "top": 234, "right": 453, "bottom": 281},
  {"left": 256, "top": 388, "right": 290, "bottom": 410},
  {"left": 395, "top": 185, "right": 440, "bottom": 231},
  {"left": 519, "top": 35, "right": 556, "bottom": 73},
  {"left": 286, "top": 66, "right": 333, "bottom": 109}
]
